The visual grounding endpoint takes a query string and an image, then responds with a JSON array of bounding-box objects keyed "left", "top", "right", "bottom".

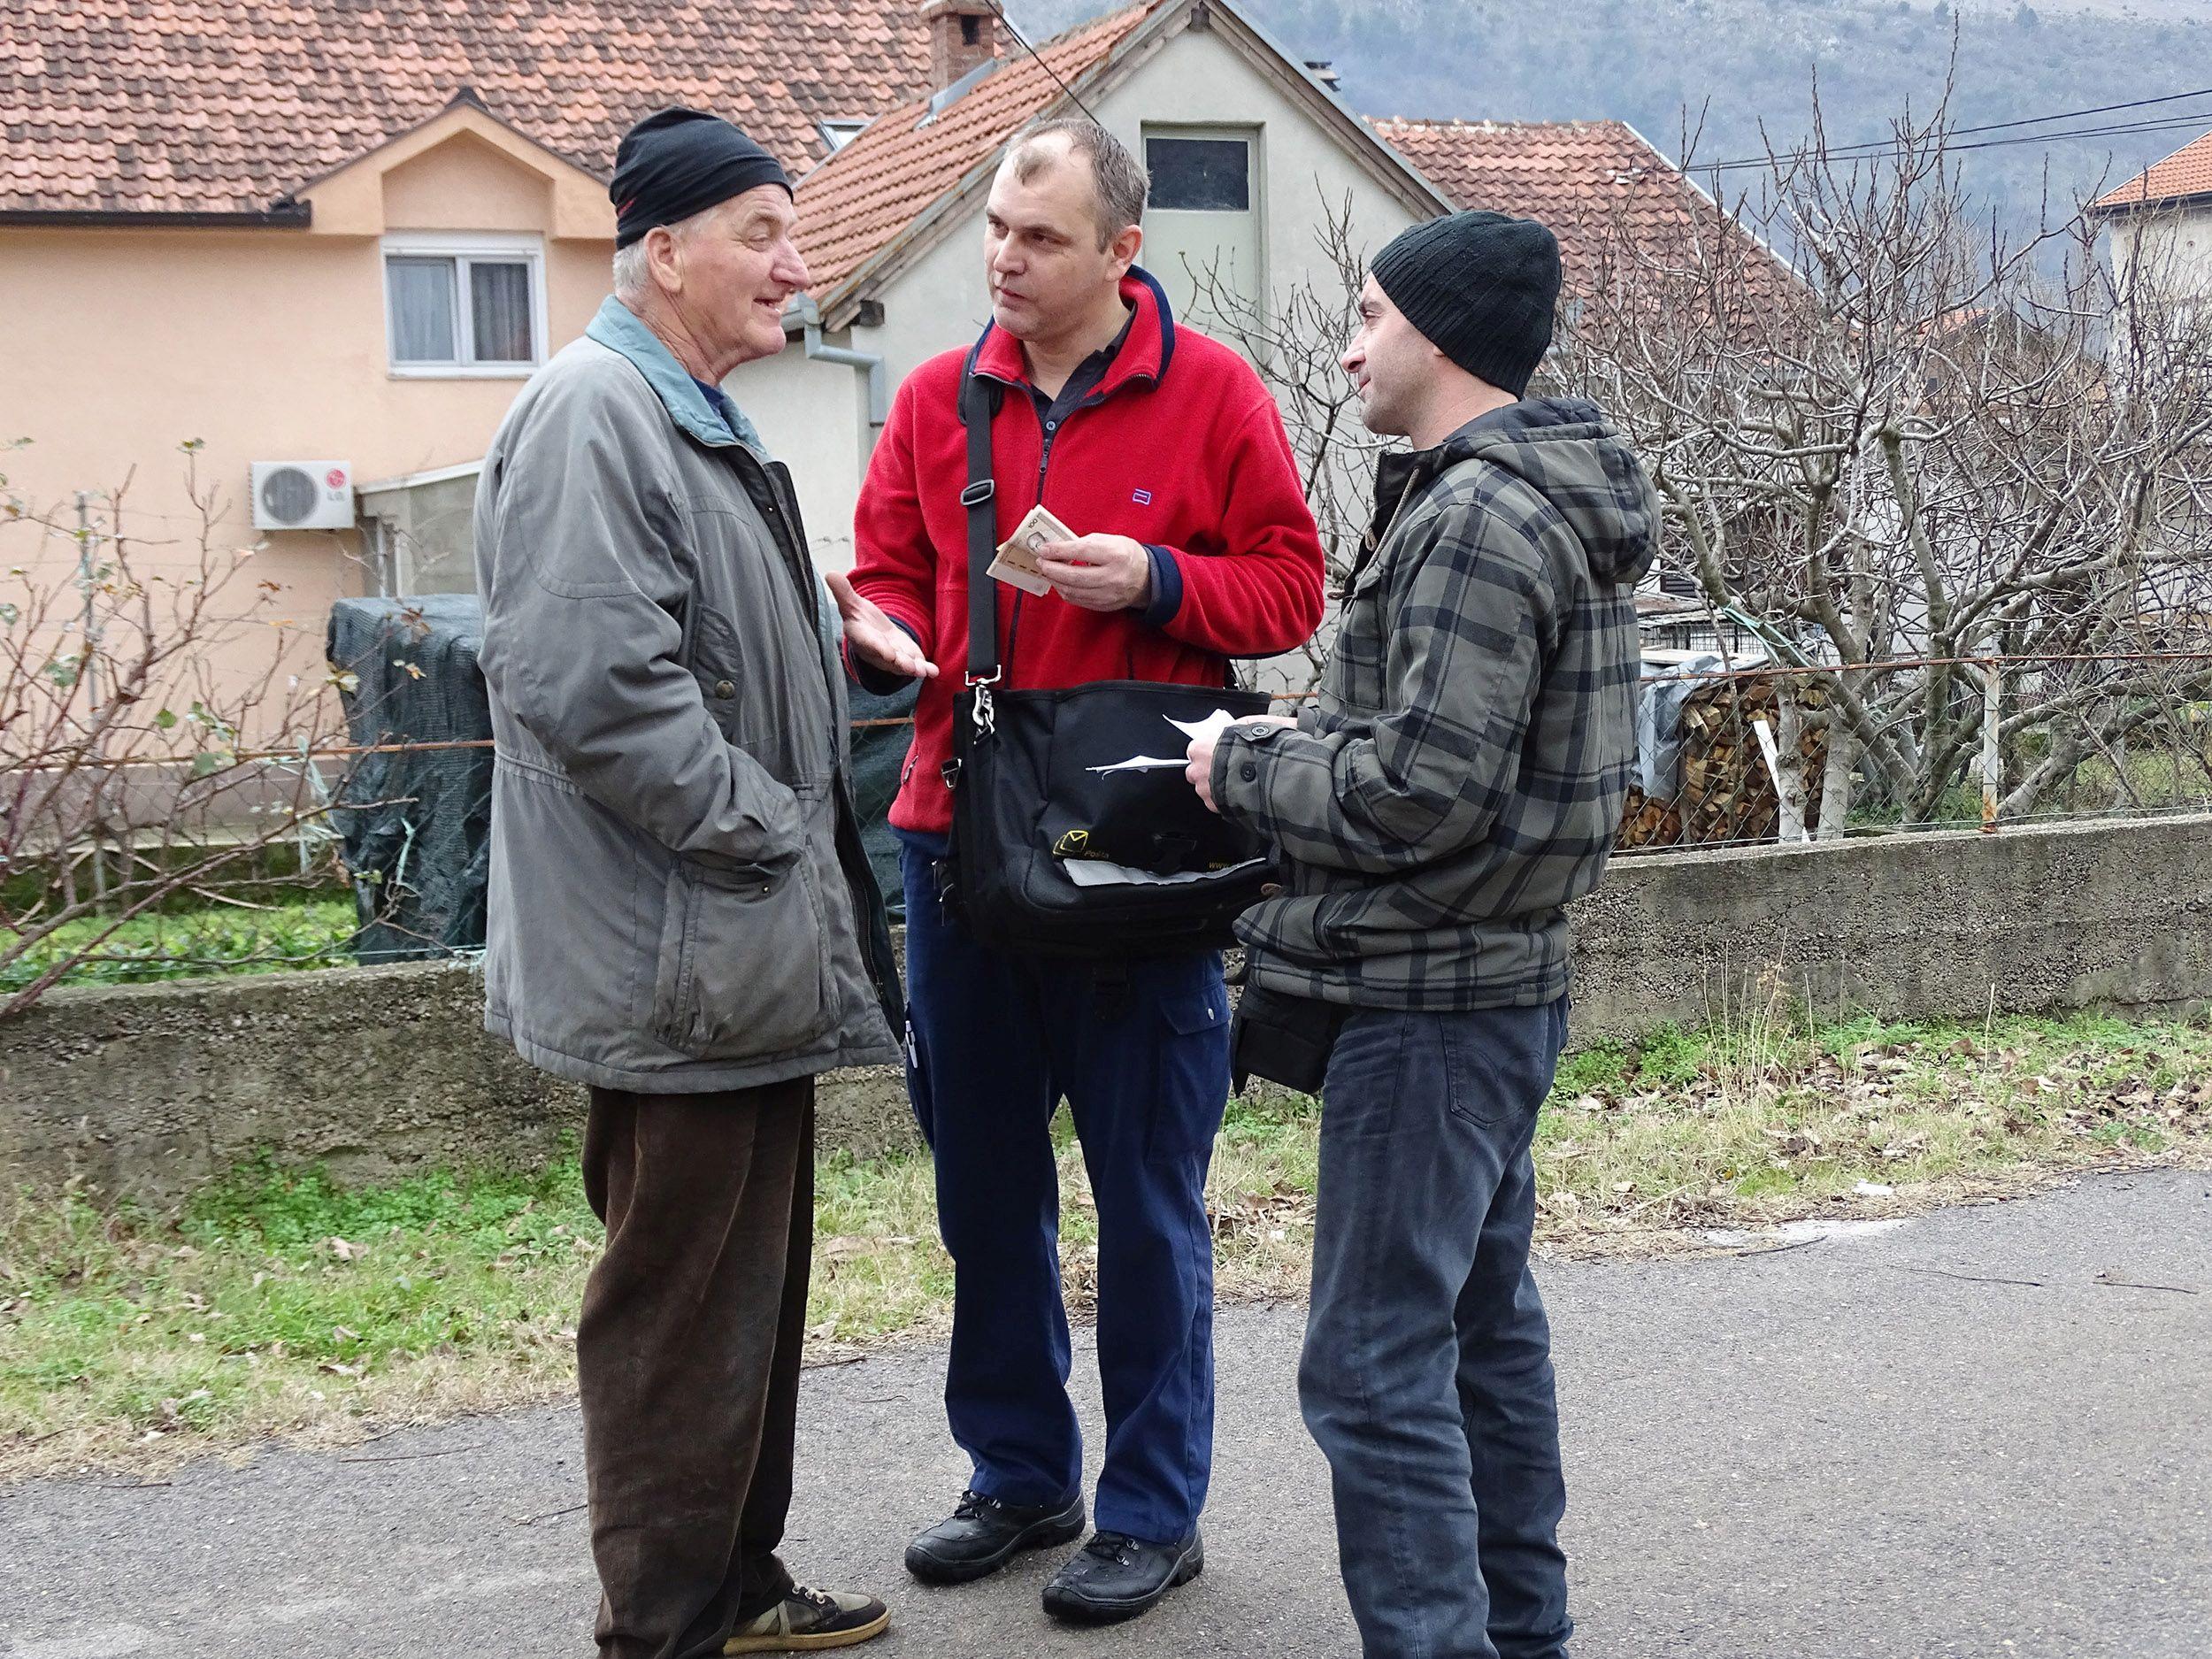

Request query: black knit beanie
[
  {"left": 611, "top": 108, "right": 790, "bottom": 249},
  {"left": 1371, "top": 210, "right": 1562, "bottom": 397}
]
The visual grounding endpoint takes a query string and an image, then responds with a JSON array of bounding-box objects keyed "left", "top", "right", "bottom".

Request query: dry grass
[{"left": 4, "top": 1006, "right": 2208, "bottom": 1481}]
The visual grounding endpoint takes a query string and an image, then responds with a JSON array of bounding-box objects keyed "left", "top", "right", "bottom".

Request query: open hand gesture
[{"left": 826, "top": 570, "right": 937, "bottom": 680}]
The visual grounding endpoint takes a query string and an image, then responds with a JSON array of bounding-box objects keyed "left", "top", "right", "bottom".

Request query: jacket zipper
[
  {"left": 1346, "top": 472, "right": 1426, "bottom": 603},
  {"left": 1001, "top": 375, "right": 1127, "bottom": 682},
  {"left": 1001, "top": 401, "right": 1056, "bottom": 681}
]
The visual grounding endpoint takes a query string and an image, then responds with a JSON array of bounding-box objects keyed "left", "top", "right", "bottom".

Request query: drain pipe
[{"left": 790, "top": 295, "right": 887, "bottom": 427}]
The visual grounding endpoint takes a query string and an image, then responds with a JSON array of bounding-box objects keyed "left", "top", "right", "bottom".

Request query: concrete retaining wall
[
  {"left": 1568, "top": 813, "right": 2212, "bottom": 1040},
  {"left": 4, "top": 814, "right": 2206, "bottom": 1207},
  {"left": 0, "top": 966, "right": 918, "bottom": 1209}
]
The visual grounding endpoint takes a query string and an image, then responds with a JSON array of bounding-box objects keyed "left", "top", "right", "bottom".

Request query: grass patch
[
  {"left": 2, "top": 895, "right": 359, "bottom": 992},
  {"left": 0, "top": 1154, "right": 597, "bottom": 1475},
  {"left": 1528, "top": 1008, "right": 2212, "bottom": 1236},
  {"left": 4, "top": 1007, "right": 2208, "bottom": 1479}
]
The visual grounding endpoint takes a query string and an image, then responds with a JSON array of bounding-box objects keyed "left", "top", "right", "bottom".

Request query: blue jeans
[
  {"left": 898, "top": 833, "right": 1230, "bottom": 1543},
  {"left": 1301, "top": 1000, "right": 1572, "bottom": 1659}
]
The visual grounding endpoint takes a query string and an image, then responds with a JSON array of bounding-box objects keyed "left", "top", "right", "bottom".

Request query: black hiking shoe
[
  {"left": 903, "top": 1488, "right": 1087, "bottom": 1585},
  {"left": 1041, "top": 1528, "right": 1203, "bottom": 1624}
]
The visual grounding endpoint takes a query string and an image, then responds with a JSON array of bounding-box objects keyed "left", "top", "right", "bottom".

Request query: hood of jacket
[{"left": 1375, "top": 396, "right": 1661, "bottom": 588}]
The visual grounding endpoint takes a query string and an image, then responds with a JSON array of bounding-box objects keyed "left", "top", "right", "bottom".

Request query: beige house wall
[
  {"left": 0, "top": 110, "right": 616, "bottom": 713},
  {"left": 380, "top": 133, "right": 559, "bottom": 234}
]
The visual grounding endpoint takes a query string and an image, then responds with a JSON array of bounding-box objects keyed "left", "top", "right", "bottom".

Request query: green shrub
[{"left": 0, "top": 897, "right": 358, "bottom": 992}]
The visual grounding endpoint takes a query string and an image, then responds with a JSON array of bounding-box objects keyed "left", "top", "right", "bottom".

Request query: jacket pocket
[
  {"left": 689, "top": 600, "right": 750, "bottom": 741},
  {"left": 687, "top": 597, "right": 833, "bottom": 794},
  {"left": 650, "top": 854, "right": 835, "bottom": 1060}
]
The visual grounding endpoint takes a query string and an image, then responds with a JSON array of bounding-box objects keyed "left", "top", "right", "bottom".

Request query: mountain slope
[{"left": 1010, "top": 0, "right": 2212, "bottom": 234}]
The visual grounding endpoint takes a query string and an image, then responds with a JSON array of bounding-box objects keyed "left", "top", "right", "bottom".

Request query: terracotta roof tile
[
  {"left": 1, "top": 0, "right": 935, "bottom": 216},
  {"left": 795, "top": 3, "right": 1157, "bottom": 298},
  {"left": 1369, "top": 116, "right": 1788, "bottom": 303},
  {"left": 2094, "top": 127, "right": 2212, "bottom": 212}
]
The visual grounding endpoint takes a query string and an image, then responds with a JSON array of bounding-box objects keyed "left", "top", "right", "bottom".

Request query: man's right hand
[{"left": 826, "top": 570, "right": 938, "bottom": 680}]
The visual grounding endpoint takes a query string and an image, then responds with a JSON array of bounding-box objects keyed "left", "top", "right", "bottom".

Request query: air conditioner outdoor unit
[{"left": 251, "top": 460, "right": 357, "bottom": 531}]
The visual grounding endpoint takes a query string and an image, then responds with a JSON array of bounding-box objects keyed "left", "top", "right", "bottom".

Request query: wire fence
[
  {"left": 8, "top": 649, "right": 2210, "bottom": 997},
  {"left": 1613, "top": 649, "right": 2212, "bottom": 855}
]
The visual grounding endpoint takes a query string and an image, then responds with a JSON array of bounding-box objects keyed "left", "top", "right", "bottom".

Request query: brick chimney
[{"left": 923, "top": 0, "right": 997, "bottom": 90}]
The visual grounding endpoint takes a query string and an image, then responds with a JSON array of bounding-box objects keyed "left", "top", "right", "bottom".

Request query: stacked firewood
[{"left": 1617, "top": 675, "right": 1831, "bottom": 849}]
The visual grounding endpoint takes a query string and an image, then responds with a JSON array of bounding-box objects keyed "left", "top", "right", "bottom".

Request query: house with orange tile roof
[
  {"left": 2090, "top": 126, "right": 2212, "bottom": 322},
  {"left": 1366, "top": 118, "right": 1793, "bottom": 311},
  {"left": 728, "top": 0, "right": 1452, "bottom": 568},
  {"left": 1, "top": 0, "right": 934, "bottom": 618},
  {"left": 4, "top": 0, "right": 1766, "bottom": 638},
  {"left": 738, "top": 58, "right": 1778, "bottom": 574}
]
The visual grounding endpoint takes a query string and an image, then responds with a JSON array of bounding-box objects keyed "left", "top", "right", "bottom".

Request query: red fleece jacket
[{"left": 850, "top": 271, "right": 1326, "bottom": 836}]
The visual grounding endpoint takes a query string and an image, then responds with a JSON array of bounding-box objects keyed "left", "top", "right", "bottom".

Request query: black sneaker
[
  {"left": 903, "top": 1488, "right": 1087, "bottom": 1585},
  {"left": 1041, "top": 1528, "right": 1203, "bottom": 1624}
]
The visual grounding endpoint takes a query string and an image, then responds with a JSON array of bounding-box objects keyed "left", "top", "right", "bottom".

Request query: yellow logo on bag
[{"left": 1055, "top": 829, "right": 1094, "bottom": 859}]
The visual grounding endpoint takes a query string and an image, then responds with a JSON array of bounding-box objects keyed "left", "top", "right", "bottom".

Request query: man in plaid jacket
[{"left": 1187, "top": 211, "right": 1658, "bottom": 1659}]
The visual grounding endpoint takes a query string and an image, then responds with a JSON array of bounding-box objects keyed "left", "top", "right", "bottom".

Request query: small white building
[
  {"left": 732, "top": 0, "right": 1451, "bottom": 569},
  {"left": 2091, "top": 126, "right": 2212, "bottom": 335}
]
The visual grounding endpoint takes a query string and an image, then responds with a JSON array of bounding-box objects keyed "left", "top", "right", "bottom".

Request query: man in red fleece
[{"left": 828, "top": 116, "right": 1323, "bottom": 1627}]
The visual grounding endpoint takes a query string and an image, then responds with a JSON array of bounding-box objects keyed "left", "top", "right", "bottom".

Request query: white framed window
[{"left": 381, "top": 232, "right": 547, "bottom": 378}]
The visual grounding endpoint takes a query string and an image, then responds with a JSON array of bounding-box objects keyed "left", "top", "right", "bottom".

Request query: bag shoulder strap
[{"left": 958, "top": 365, "right": 1004, "bottom": 683}]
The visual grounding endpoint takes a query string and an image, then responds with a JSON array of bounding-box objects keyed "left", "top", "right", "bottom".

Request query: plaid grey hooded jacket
[{"left": 1211, "top": 397, "right": 1658, "bottom": 1010}]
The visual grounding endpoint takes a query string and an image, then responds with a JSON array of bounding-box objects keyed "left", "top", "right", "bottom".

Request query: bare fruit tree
[
  {"left": 1548, "top": 87, "right": 2212, "bottom": 830},
  {"left": 1183, "top": 189, "right": 1391, "bottom": 693},
  {"left": 0, "top": 449, "right": 364, "bottom": 1018}
]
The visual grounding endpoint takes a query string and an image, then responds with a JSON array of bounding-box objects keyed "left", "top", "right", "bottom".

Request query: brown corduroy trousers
[{"left": 579, "top": 1077, "right": 815, "bottom": 1659}]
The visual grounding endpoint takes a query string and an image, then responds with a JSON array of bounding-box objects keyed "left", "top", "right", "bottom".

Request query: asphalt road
[{"left": 4, "top": 1168, "right": 2208, "bottom": 1659}]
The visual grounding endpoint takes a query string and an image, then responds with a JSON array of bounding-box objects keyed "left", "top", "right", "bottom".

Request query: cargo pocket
[
  {"left": 1146, "top": 971, "right": 1232, "bottom": 1164},
  {"left": 651, "top": 855, "right": 834, "bottom": 1060}
]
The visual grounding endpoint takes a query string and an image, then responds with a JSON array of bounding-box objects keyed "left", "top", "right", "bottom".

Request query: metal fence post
[
  {"left": 1980, "top": 660, "right": 2001, "bottom": 833},
  {"left": 76, "top": 490, "right": 109, "bottom": 902}
]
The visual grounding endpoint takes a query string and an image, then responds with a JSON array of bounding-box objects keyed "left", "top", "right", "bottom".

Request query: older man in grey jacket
[{"left": 472, "top": 108, "right": 916, "bottom": 1659}]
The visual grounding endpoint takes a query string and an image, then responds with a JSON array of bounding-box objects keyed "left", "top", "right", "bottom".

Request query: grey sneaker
[{"left": 723, "top": 1585, "right": 890, "bottom": 1653}]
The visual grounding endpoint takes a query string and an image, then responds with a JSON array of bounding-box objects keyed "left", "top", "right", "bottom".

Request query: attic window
[
  {"left": 1147, "top": 135, "right": 1251, "bottom": 211},
  {"left": 382, "top": 233, "right": 545, "bottom": 378},
  {"left": 818, "top": 119, "right": 868, "bottom": 152}
]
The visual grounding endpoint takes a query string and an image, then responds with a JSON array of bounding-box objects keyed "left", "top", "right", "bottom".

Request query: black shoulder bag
[{"left": 943, "top": 368, "right": 1274, "bottom": 959}]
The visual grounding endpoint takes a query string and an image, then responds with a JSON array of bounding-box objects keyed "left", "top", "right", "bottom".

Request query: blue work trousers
[{"left": 898, "top": 832, "right": 1230, "bottom": 1544}]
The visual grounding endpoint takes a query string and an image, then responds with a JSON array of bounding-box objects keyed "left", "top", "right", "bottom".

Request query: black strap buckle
[{"left": 959, "top": 480, "right": 995, "bottom": 508}]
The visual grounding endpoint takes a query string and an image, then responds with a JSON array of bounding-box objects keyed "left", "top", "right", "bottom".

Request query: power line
[
  {"left": 982, "top": 0, "right": 1105, "bottom": 126},
  {"left": 1690, "top": 112, "right": 2212, "bottom": 175},
  {"left": 1931, "top": 84, "right": 2212, "bottom": 142},
  {"left": 1688, "top": 85, "right": 2212, "bottom": 170},
  {"left": 1687, "top": 108, "right": 2212, "bottom": 176},
  {"left": 1682, "top": 85, "right": 2212, "bottom": 174}
]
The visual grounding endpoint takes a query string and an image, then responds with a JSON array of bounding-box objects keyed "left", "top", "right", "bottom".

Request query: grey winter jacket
[
  {"left": 1213, "top": 397, "right": 1658, "bottom": 1010},
  {"left": 472, "top": 296, "right": 902, "bottom": 1091}
]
